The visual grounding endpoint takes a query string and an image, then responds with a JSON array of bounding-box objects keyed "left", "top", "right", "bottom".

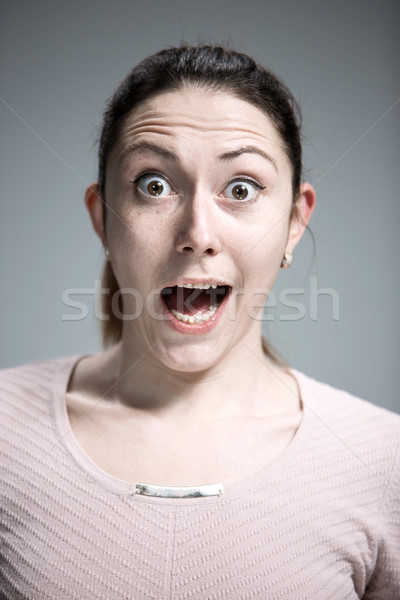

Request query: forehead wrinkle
[
  {"left": 117, "top": 110, "right": 287, "bottom": 171},
  {"left": 121, "top": 108, "right": 275, "bottom": 134}
]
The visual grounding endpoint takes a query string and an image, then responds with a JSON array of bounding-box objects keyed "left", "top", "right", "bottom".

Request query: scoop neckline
[{"left": 52, "top": 353, "right": 316, "bottom": 506}]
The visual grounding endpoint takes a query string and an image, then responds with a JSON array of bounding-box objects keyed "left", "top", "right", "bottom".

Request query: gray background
[{"left": 1, "top": 0, "right": 399, "bottom": 412}]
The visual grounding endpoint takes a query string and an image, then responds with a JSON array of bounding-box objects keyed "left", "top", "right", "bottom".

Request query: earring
[
  {"left": 280, "top": 252, "right": 293, "bottom": 269},
  {"left": 104, "top": 246, "right": 111, "bottom": 260}
]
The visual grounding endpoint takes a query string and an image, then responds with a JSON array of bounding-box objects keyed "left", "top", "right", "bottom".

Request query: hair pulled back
[{"left": 98, "top": 44, "right": 303, "bottom": 361}]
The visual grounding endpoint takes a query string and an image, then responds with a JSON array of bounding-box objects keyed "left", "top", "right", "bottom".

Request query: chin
[{"left": 155, "top": 341, "right": 225, "bottom": 375}]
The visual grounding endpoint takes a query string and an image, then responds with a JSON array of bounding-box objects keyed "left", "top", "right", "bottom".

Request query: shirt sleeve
[{"left": 364, "top": 443, "right": 400, "bottom": 599}]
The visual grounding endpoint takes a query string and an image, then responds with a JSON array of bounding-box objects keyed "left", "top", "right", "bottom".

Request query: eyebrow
[
  {"left": 118, "top": 142, "right": 178, "bottom": 165},
  {"left": 118, "top": 141, "right": 278, "bottom": 172},
  {"left": 217, "top": 145, "right": 278, "bottom": 172}
]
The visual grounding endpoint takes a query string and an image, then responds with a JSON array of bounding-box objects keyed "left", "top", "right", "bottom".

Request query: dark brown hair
[{"left": 98, "top": 44, "right": 302, "bottom": 362}]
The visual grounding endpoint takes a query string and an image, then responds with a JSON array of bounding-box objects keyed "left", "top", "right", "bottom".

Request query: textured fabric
[{"left": 1, "top": 354, "right": 399, "bottom": 600}]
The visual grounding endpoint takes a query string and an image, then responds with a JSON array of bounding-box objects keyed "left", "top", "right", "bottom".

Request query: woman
[{"left": 1, "top": 45, "right": 399, "bottom": 599}]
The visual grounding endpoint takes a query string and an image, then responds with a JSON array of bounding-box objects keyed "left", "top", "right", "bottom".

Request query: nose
[{"left": 174, "top": 194, "right": 221, "bottom": 256}]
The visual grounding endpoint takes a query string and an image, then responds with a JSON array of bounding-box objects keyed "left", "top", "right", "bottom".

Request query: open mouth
[{"left": 161, "top": 283, "right": 231, "bottom": 325}]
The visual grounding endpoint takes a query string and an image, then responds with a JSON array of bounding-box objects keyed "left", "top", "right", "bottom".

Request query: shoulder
[
  {"left": 1, "top": 355, "right": 66, "bottom": 381},
  {"left": 0, "top": 354, "right": 83, "bottom": 420},
  {"left": 292, "top": 372, "right": 400, "bottom": 595},
  {"left": 294, "top": 368, "right": 400, "bottom": 428},
  {"left": 0, "top": 354, "right": 81, "bottom": 389},
  {"left": 294, "top": 369, "right": 400, "bottom": 482}
]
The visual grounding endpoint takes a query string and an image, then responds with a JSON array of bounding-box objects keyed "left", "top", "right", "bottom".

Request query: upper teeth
[{"left": 178, "top": 283, "right": 218, "bottom": 290}]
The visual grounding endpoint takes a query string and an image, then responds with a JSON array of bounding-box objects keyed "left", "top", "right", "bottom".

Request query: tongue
[{"left": 168, "top": 287, "right": 212, "bottom": 315}]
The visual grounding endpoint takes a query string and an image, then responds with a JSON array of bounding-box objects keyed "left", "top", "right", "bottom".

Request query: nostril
[{"left": 181, "top": 246, "right": 214, "bottom": 254}]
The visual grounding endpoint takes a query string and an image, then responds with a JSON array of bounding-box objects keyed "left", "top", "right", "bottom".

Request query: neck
[{"left": 101, "top": 334, "right": 297, "bottom": 426}]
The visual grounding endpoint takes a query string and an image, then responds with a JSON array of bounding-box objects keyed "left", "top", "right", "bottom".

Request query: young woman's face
[{"left": 98, "top": 88, "right": 313, "bottom": 372}]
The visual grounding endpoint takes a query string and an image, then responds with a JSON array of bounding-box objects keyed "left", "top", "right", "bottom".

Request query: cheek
[
  {"left": 105, "top": 215, "right": 152, "bottom": 290},
  {"left": 107, "top": 204, "right": 162, "bottom": 256},
  {"left": 240, "top": 217, "right": 289, "bottom": 268},
  {"left": 239, "top": 234, "right": 288, "bottom": 306}
]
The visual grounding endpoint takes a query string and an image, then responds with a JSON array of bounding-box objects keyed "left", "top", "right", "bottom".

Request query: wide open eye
[
  {"left": 134, "top": 173, "right": 173, "bottom": 197},
  {"left": 224, "top": 178, "right": 263, "bottom": 202}
]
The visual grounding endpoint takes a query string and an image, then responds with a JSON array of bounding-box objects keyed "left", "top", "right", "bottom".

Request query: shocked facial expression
[{"left": 99, "top": 87, "right": 307, "bottom": 372}]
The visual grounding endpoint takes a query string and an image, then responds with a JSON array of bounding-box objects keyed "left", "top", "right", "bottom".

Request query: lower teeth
[{"left": 171, "top": 306, "right": 217, "bottom": 324}]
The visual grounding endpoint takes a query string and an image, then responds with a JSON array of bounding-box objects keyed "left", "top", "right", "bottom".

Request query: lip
[
  {"left": 160, "top": 277, "right": 231, "bottom": 290},
  {"left": 159, "top": 280, "right": 232, "bottom": 335}
]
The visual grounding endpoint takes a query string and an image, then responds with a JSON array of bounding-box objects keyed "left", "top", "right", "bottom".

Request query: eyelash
[
  {"left": 132, "top": 171, "right": 167, "bottom": 184},
  {"left": 130, "top": 172, "right": 266, "bottom": 201},
  {"left": 229, "top": 177, "right": 266, "bottom": 191}
]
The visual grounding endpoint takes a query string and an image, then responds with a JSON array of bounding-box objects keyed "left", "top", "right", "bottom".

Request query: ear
[
  {"left": 84, "top": 183, "right": 106, "bottom": 245},
  {"left": 285, "top": 182, "right": 316, "bottom": 254}
]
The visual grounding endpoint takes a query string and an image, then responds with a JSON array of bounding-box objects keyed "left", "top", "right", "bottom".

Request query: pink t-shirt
[{"left": 1, "top": 355, "right": 399, "bottom": 599}]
